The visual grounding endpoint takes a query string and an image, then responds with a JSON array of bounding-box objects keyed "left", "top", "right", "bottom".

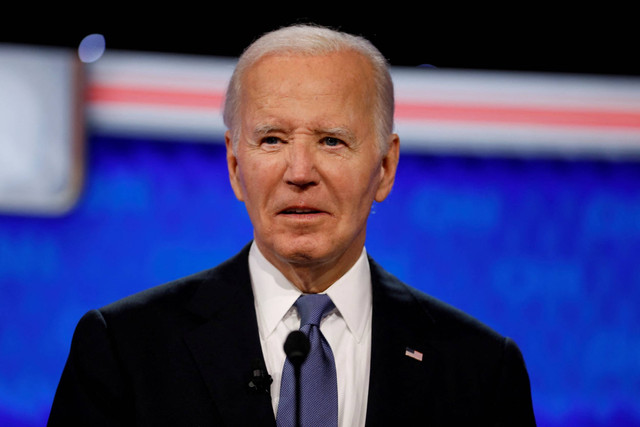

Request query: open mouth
[{"left": 280, "top": 208, "right": 323, "bottom": 215}]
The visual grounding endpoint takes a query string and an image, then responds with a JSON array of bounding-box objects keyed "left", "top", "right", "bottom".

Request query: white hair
[{"left": 222, "top": 24, "right": 395, "bottom": 153}]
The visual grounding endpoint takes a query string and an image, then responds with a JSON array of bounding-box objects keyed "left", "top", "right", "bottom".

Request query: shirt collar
[{"left": 249, "top": 242, "right": 372, "bottom": 342}]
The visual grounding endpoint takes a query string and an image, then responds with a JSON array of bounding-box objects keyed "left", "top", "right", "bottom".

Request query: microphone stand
[
  {"left": 294, "top": 363, "right": 302, "bottom": 427},
  {"left": 284, "top": 330, "right": 310, "bottom": 427}
]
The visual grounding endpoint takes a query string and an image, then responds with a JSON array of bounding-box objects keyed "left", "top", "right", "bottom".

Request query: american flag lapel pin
[{"left": 405, "top": 347, "right": 423, "bottom": 362}]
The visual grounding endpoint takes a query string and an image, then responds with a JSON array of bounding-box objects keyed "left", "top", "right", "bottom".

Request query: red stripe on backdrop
[
  {"left": 87, "top": 84, "right": 640, "bottom": 130},
  {"left": 87, "top": 84, "right": 225, "bottom": 109},
  {"left": 396, "top": 102, "right": 640, "bottom": 129}
]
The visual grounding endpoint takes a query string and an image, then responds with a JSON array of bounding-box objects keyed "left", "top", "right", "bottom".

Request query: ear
[
  {"left": 225, "top": 130, "right": 245, "bottom": 202},
  {"left": 374, "top": 133, "right": 400, "bottom": 203}
]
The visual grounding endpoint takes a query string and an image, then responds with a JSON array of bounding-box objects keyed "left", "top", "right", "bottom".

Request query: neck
[
  {"left": 279, "top": 263, "right": 347, "bottom": 294},
  {"left": 257, "top": 243, "right": 364, "bottom": 294}
]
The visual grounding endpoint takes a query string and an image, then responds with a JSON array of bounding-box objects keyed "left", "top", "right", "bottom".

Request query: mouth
[
  {"left": 277, "top": 205, "right": 329, "bottom": 219},
  {"left": 279, "top": 208, "right": 324, "bottom": 215}
]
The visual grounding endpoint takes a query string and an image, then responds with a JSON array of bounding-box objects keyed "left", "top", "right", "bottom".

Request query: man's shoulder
[
  {"left": 369, "top": 256, "right": 507, "bottom": 348},
  {"left": 99, "top": 266, "right": 213, "bottom": 316},
  {"left": 368, "top": 257, "right": 535, "bottom": 425},
  {"left": 97, "top": 244, "right": 252, "bottom": 322}
]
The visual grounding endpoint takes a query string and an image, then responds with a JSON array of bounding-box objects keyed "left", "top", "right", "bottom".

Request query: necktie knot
[{"left": 294, "top": 294, "right": 335, "bottom": 327}]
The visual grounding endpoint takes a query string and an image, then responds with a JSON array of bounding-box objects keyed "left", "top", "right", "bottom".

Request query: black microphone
[
  {"left": 248, "top": 358, "right": 272, "bottom": 395},
  {"left": 284, "top": 330, "right": 309, "bottom": 427},
  {"left": 284, "top": 330, "right": 310, "bottom": 367}
]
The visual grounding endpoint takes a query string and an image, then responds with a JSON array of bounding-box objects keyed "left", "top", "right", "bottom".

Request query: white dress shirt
[{"left": 248, "top": 242, "right": 372, "bottom": 427}]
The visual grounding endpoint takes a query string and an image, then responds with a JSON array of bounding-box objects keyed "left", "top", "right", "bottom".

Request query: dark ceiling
[{"left": 2, "top": 8, "right": 637, "bottom": 77}]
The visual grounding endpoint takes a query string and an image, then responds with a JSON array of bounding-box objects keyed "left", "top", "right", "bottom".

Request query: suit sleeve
[
  {"left": 495, "top": 337, "right": 537, "bottom": 426},
  {"left": 48, "top": 309, "right": 133, "bottom": 426}
]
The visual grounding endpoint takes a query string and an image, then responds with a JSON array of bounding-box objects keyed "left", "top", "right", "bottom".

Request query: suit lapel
[
  {"left": 365, "top": 258, "right": 440, "bottom": 424},
  {"left": 179, "top": 248, "right": 441, "bottom": 425},
  {"left": 183, "top": 245, "right": 276, "bottom": 426}
]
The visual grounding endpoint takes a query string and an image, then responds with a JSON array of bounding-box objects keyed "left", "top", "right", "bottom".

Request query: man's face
[{"left": 226, "top": 50, "right": 399, "bottom": 287}]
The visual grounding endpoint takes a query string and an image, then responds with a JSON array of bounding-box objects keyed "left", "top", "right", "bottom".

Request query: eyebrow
[
  {"left": 320, "top": 127, "right": 356, "bottom": 141},
  {"left": 252, "top": 124, "right": 284, "bottom": 138},
  {"left": 251, "top": 124, "right": 356, "bottom": 141}
]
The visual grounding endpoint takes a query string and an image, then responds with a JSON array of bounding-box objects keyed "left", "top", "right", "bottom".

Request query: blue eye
[
  {"left": 263, "top": 136, "right": 281, "bottom": 145},
  {"left": 323, "top": 137, "right": 342, "bottom": 147}
]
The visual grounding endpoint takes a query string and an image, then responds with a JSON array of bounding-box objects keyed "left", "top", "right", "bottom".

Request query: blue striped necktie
[{"left": 277, "top": 294, "right": 338, "bottom": 426}]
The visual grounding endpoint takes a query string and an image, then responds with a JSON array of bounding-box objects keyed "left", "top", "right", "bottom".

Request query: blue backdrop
[{"left": 1, "top": 132, "right": 639, "bottom": 426}]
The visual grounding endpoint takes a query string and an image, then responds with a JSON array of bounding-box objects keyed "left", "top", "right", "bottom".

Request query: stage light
[{"left": 78, "top": 34, "right": 106, "bottom": 63}]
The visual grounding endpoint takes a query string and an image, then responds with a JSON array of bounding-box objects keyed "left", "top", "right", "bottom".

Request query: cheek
[
  {"left": 237, "top": 158, "right": 280, "bottom": 203},
  {"left": 332, "top": 166, "right": 381, "bottom": 209}
]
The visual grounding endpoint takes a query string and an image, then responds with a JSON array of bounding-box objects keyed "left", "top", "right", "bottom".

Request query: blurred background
[{"left": 1, "top": 8, "right": 639, "bottom": 426}]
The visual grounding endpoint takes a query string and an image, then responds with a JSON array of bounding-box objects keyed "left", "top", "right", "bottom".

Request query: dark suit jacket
[{"left": 48, "top": 244, "right": 536, "bottom": 426}]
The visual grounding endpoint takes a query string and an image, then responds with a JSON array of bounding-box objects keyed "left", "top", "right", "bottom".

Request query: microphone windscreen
[{"left": 284, "top": 330, "right": 310, "bottom": 367}]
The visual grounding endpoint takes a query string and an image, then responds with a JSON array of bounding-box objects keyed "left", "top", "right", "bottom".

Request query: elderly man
[{"left": 49, "top": 25, "right": 536, "bottom": 426}]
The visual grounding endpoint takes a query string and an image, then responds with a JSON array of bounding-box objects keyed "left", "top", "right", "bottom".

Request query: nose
[{"left": 283, "top": 141, "right": 319, "bottom": 189}]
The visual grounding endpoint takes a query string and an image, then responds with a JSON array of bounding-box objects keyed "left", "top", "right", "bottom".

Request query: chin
[
  {"left": 270, "top": 235, "right": 336, "bottom": 265},
  {"left": 278, "top": 243, "right": 328, "bottom": 264}
]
